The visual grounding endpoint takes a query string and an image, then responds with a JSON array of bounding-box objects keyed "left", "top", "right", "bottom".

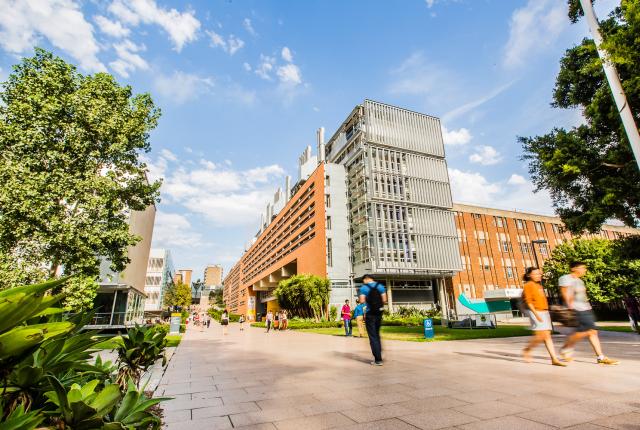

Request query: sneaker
[
  {"left": 370, "top": 361, "right": 383, "bottom": 366},
  {"left": 551, "top": 360, "right": 567, "bottom": 367},
  {"left": 560, "top": 348, "right": 574, "bottom": 362},
  {"left": 597, "top": 357, "right": 619, "bottom": 365}
]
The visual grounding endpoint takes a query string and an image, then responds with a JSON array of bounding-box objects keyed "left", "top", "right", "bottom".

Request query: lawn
[
  {"left": 598, "top": 325, "right": 635, "bottom": 333},
  {"left": 94, "top": 334, "right": 182, "bottom": 349},
  {"left": 299, "top": 324, "right": 531, "bottom": 342}
]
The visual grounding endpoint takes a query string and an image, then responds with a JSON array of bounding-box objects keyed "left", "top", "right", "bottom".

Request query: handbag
[{"left": 549, "top": 305, "right": 578, "bottom": 327}]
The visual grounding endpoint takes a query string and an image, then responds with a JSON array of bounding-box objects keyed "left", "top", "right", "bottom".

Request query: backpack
[{"left": 366, "top": 284, "right": 384, "bottom": 315}]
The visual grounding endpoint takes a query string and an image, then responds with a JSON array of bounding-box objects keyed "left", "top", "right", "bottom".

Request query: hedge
[
  {"left": 208, "top": 308, "right": 242, "bottom": 322},
  {"left": 250, "top": 317, "right": 440, "bottom": 329}
]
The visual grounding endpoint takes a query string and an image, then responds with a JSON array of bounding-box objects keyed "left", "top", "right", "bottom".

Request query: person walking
[
  {"left": 274, "top": 311, "right": 281, "bottom": 331},
  {"left": 521, "top": 267, "right": 566, "bottom": 366},
  {"left": 206, "top": 314, "right": 211, "bottom": 328},
  {"left": 239, "top": 314, "right": 245, "bottom": 331},
  {"left": 623, "top": 296, "right": 640, "bottom": 334},
  {"left": 281, "top": 310, "right": 288, "bottom": 330},
  {"left": 341, "top": 299, "right": 353, "bottom": 337},
  {"left": 354, "top": 301, "right": 367, "bottom": 338},
  {"left": 266, "top": 310, "right": 273, "bottom": 333},
  {"left": 221, "top": 309, "right": 230, "bottom": 335},
  {"left": 359, "top": 274, "right": 386, "bottom": 365},
  {"left": 559, "top": 262, "right": 619, "bottom": 365}
]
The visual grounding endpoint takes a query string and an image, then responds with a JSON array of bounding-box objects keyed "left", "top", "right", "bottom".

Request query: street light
[{"left": 531, "top": 239, "right": 547, "bottom": 269}]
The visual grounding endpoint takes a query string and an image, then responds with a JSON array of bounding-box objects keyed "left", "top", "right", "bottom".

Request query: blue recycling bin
[{"left": 424, "top": 318, "right": 434, "bottom": 339}]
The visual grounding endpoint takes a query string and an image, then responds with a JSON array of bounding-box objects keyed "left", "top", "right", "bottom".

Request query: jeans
[
  {"left": 365, "top": 313, "right": 383, "bottom": 362},
  {"left": 266, "top": 320, "right": 272, "bottom": 332},
  {"left": 343, "top": 318, "right": 352, "bottom": 336}
]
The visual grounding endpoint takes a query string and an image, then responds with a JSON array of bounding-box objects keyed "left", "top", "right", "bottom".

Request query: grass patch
[
  {"left": 94, "top": 334, "right": 182, "bottom": 349},
  {"left": 166, "top": 334, "right": 182, "bottom": 347},
  {"left": 598, "top": 325, "right": 635, "bottom": 333},
  {"left": 299, "top": 324, "right": 531, "bottom": 342}
]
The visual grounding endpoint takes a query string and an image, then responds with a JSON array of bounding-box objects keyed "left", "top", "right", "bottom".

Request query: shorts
[
  {"left": 528, "top": 310, "right": 552, "bottom": 331},
  {"left": 575, "top": 310, "right": 597, "bottom": 332},
  {"left": 221, "top": 319, "right": 229, "bottom": 326}
]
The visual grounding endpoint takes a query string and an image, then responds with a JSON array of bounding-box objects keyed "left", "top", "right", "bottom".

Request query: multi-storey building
[
  {"left": 204, "top": 264, "right": 223, "bottom": 287},
  {"left": 449, "top": 203, "right": 637, "bottom": 316},
  {"left": 174, "top": 269, "right": 192, "bottom": 286},
  {"left": 224, "top": 100, "right": 461, "bottom": 318},
  {"left": 144, "top": 248, "right": 175, "bottom": 312}
]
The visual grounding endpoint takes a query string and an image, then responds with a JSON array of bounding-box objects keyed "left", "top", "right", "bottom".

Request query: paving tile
[
  {"left": 229, "top": 408, "right": 305, "bottom": 427},
  {"left": 450, "top": 390, "right": 509, "bottom": 404},
  {"left": 453, "top": 400, "right": 530, "bottom": 420},
  {"left": 333, "top": 417, "right": 421, "bottom": 430},
  {"left": 162, "top": 409, "right": 191, "bottom": 424},
  {"left": 233, "top": 424, "right": 278, "bottom": 430},
  {"left": 341, "top": 402, "right": 416, "bottom": 422},
  {"left": 501, "top": 393, "right": 573, "bottom": 409},
  {"left": 257, "top": 394, "right": 318, "bottom": 410},
  {"left": 352, "top": 391, "right": 414, "bottom": 406},
  {"left": 590, "top": 412, "right": 640, "bottom": 429},
  {"left": 399, "top": 409, "right": 478, "bottom": 430},
  {"left": 569, "top": 398, "right": 639, "bottom": 417},
  {"left": 164, "top": 416, "right": 232, "bottom": 430},
  {"left": 163, "top": 396, "right": 223, "bottom": 411},
  {"left": 274, "top": 412, "right": 355, "bottom": 430},
  {"left": 406, "top": 387, "right": 461, "bottom": 399},
  {"left": 517, "top": 405, "right": 601, "bottom": 428},
  {"left": 457, "top": 415, "right": 555, "bottom": 430},
  {"left": 191, "top": 401, "right": 260, "bottom": 419},
  {"left": 563, "top": 424, "right": 611, "bottom": 430},
  {"left": 396, "top": 396, "right": 469, "bottom": 412}
]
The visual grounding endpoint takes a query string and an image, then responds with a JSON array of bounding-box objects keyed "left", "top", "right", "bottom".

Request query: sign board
[
  {"left": 475, "top": 314, "right": 493, "bottom": 328},
  {"left": 423, "top": 318, "right": 434, "bottom": 339},
  {"left": 169, "top": 312, "right": 181, "bottom": 334}
]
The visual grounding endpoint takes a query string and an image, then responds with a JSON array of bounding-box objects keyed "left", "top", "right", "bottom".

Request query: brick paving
[{"left": 156, "top": 324, "right": 640, "bottom": 429}]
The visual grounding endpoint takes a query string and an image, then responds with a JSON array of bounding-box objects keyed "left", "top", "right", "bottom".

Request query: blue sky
[{"left": 0, "top": 0, "right": 618, "bottom": 278}]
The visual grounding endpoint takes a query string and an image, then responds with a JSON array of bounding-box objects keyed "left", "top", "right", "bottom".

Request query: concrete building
[
  {"left": 449, "top": 203, "right": 638, "bottom": 318},
  {"left": 224, "top": 100, "right": 460, "bottom": 317},
  {"left": 175, "top": 269, "right": 192, "bottom": 286},
  {"left": 204, "top": 264, "right": 223, "bottom": 287},
  {"left": 91, "top": 205, "right": 156, "bottom": 327},
  {"left": 144, "top": 249, "right": 175, "bottom": 312}
]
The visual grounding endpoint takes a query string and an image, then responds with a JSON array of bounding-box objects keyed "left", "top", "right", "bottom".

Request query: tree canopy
[
  {"left": 520, "top": 0, "right": 640, "bottom": 233},
  {"left": 274, "top": 274, "right": 331, "bottom": 320},
  {"left": 0, "top": 48, "right": 161, "bottom": 288},
  {"left": 543, "top": 236, "right": 640, "bottom": 302},
  {"left": 163, "top": 282, "right": 191, "bottom": 310}
]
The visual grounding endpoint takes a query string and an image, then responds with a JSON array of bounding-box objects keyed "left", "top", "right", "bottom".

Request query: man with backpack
[{"left": 359, "top": 274, "right": 387, "bottom": 366}]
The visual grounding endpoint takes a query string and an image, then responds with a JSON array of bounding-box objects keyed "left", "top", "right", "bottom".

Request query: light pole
[{"left": 531, "top": 239, "right": 547, "bottom": 269}]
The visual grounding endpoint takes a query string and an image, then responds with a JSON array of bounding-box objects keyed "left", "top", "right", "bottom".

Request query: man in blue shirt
[
  {"left": 358, "top": 274, "right": 387, "bottom": 365},
  {"left": 353, "top": 301, "right": 367, "bottom": 338}
]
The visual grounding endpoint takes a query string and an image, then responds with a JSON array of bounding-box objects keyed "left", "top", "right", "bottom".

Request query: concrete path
[{"left": 157, "top": 323, "right": 640, "bottom": 430}]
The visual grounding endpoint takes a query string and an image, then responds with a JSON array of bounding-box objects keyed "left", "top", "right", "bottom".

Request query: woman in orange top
[{"left": 522, "top": 267, "right": 566, "bottom": 367}]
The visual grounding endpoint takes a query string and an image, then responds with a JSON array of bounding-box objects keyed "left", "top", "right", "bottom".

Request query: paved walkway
[{"left": 157, "top": 323, "right": 640, "bottom": 430}]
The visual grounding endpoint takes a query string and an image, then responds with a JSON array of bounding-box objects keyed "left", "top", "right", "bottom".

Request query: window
[
  {"left": 539, "top": 243, "right": 549, "bottom": 256},
  {"left": 472, "top": 213, "right": 481, "bottom": 219},
  {"left": 501, "top": 241, "right": 512, "bottom": 253},
  {"left": 326, "top": 216, "right": 332, "bottom": 230},
  {"left": 494, "top": 216, "right": 504, "bottom": 228},
  {"left": 534, "top": 221, "right": 544, "bottom": 232},
  {"left": 324, "top": 194, "right": 331, "bottom": 208},
  {"left": 327, "top": 238, "right": 333, "bottom": 267},
  {"left": 520, "top": 242, "right": 531, "bottom": 254},
  {"left": 505, "top": 267, "right": 515, "bottom": 279},
  {"left": 552, "top": 224, "right": 560, "bottom": 234},
  {"left": 325, "top": 175, "right": 330, "bottom": 186},
  {"left": 516, "top": 219, "right": 524, "bottom": 229}
]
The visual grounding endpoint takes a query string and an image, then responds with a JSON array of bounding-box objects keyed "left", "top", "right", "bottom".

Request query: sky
[{"left": 0, "top": 0, "right": 619, "bottom": 279}]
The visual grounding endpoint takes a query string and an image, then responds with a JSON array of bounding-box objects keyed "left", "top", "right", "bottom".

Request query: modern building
[
  {"left": 204, "top": 264, "right": 223, "bottom": 287},
  {"left": 174, "top": 269, "right": 192, "bottom": 286},
  {"left": 224, "top": 100, "right": 461, "bottom": 318},
  {"left": 91, "top": 205, "right": 156, "bottom": 328},
  {"left": 449, "top": 203, "right": 637, "bottom": 318},
  {"left": 144, "top": 249, "right": 175, "bottom": 312}
]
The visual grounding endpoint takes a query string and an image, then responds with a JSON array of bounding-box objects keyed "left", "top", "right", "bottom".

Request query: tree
[
  {"left": 0, "top": 48, "right": 161, "bottom": 288},
  {"left": 163, "top": 282, "right": 191, "bottom": 310},
  {"left": 274, "top": 274, "right": 331, "bottom": 320},
  {"left": 543, "top": 236, "right": 640, "bottom": 303},
  {"left": 61, "top": 276, "right": 100, "bottom": 312},
  {"left": 520, "top": 0, "right": 640, "bottom": 233}
]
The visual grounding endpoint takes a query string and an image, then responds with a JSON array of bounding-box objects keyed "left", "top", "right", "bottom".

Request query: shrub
[
  {"left": 251, "top": 320, "right": 342, "bottom": 329},
  {"left": 329, "top": 305, "right": 338, "bottom": 321},
  {"left": 114, "top": 324, "right": 168, "bottom": 388}
]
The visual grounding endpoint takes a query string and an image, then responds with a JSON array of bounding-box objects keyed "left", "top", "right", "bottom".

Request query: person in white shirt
[{"left": 559, "top": 262, "right": 618, "bottom": 365}]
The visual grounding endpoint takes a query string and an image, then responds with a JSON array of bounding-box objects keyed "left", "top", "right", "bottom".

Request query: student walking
[
  {"left": 341, "top": 299, "right": 352, "bottom": 337},
  {"left": 206, "top": 314, "right": 211, "bottom": 328},
  {"left": 281, "top": 310, "right": 288, "bottom": 330},
  {"left": 521, "top": 267, "right": 566, "bottom": 366},
  {"left": 359, "top": 274, "right": 387, "bottom": 365},
  {"left": 239, "top": 314, "right": 245, "bottom": 331},
  {"left": 221, "top": 309, "right": 230, "bottom": 335},
  {"left": 354, "top": 302, "right": 367, "bottom": 337},
  {"left": 559, "top": 262, "right": 619, "bottom": 365},
  {"left": 266, "top": 310, "right": 274, "bottom": 333}
]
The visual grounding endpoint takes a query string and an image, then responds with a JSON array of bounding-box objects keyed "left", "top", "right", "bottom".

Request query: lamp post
[{"left": 531, "top": 239, "right": 547, "bottom": 269}]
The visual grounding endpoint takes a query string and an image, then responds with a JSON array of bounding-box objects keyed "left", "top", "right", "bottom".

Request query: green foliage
[
  {"left": 329, "top": 305, "right": 338, "bottom": 321},
  {"left": 0, "top": 48, "right": 161, "bottom": 286},
  {"left": 273, "top": 274, "right": 331, "bottom": 320},
  {"left": 251, "top": 320, "right": 342, "bottom": 330},
  {"left": 520, "top": 1, "right": 640, "bottom": 233},
  {"left": 114, "top": 325, "right": 167, "bottom": 388},
  {"left": 395, "top": 306, "right": 441, "bottom": 319},
  {"left": 207, "top": 309, "right": 241, "bottom": 322},
  {"left": 0, "top": 279, "right": 168, "bottom": 428},
  {"left": 163, "top": 282, "right": 191, "bottom": 310},
  {"left": 62, "top": 276, "right": 99, "bottom": 312},
  {"left": 543, "top": 236, "right": 640, "bottom": 302}
]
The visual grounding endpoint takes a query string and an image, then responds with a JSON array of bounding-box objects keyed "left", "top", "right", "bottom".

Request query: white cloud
[
  {"left": 507, "top": 174, "right": 527, "bottom": 185},
  {"left": 107, "top": 0, "right": 200, "bottom": 52},
  {"left": 441, "top": 126, "right": 472, "bottom": 146},
  {"left": 94, "top": 15, "right": 130, "bottom": 38},
  {"left": 148, "top": 151, "right": 286, "bottom": 227},
  {"left": 503, "top": 0, "right": 567, "bottom": 68},
  {"left": 243, "top": 62, "right": 252, "bottom": 72},
  {"left": 449, "top": 168, "right": 554, "bottom": 214},
  {"left": 152, "top": 211, "right": 204, "bottom": 248},
  {"left": 277, "top": 63, "right": 302, "bottom": 86},
  {"left": 425, "top": 0, "right": 436, "bottom": 7},
  {"left": 281, "top": 46, "right": 293, "bottom": 62},
  {"left": 469, "top": 145, "right": 503, "bottom": 165},
  {"left": 388, "top": 52, "right": 451, "bottom": 97},
  {"left": 205, "top": 30, "right": 244, "bottom": 55},
  {"left": 255, "top": 54, "right": 275, "bottom": 80},
  {"left": 153, "top": 71, "right": 214, "bottom": 104},
  {"left": 109, "top": 39, "right": 148, "bottom": 78},
  {"left": 0, "top": 0, "right": 105, "bottom": 72},
  {"left": 243, "top": 18, "right": 256, "bottom": 36},
  {"left": 442, "top": 80, "right": 515, "bottom": 123}
]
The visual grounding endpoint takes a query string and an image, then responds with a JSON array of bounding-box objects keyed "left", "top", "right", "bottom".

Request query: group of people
[
  {"left": 264, "top": 309, "right": 288, "bottom": 332},
  {"left": 189, "top": 311, "right": 211, "bottom": 329},
  {"left": 340, "top": 299, "right": 367, "bottom": 337},
  {"left": 522, "top": 261, "right": 619, "bottom": 366}
]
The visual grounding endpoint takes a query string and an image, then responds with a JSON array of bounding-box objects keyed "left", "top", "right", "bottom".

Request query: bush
[
  {"left": 208, "top": 308, "right": 241, "bottom": 322},
  {"left": 251, "top": 320, "right": 342, "bottom": 329},
  {"left": 179, "top": 324, "right": 186, "bottom": 333},
  {"left": 329, "top": 305, "right": 338, "bottom": 321}
]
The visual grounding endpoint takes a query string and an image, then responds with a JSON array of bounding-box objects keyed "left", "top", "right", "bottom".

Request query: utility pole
[{"left": 579, "top": 0, "right": 640, "bottom": 170}]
